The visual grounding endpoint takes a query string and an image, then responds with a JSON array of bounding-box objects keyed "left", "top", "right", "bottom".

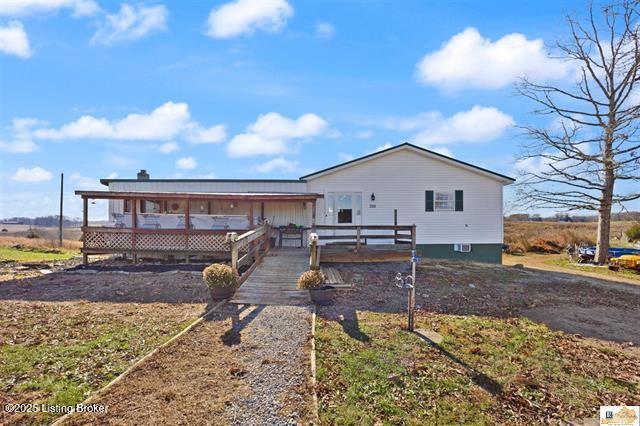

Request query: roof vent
[{"left": 137, "top": 169, "right": 150, "bottom": 180}]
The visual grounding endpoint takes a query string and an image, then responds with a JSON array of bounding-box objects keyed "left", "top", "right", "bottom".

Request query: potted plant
[
  {"left": 202, "top": 263, "right": 238, "bottom": 300},
  {"left": 297, "top": 270, "right": 335, "bottom": 305}
]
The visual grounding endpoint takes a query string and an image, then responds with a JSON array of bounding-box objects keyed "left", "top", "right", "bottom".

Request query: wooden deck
[{"left": 230, "top": 248, "right": 311, "bottom": 306}]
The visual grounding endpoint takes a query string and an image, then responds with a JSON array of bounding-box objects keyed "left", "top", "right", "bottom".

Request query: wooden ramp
[{"left": 230, "top": 248, "right": 311, "bottom": 306}]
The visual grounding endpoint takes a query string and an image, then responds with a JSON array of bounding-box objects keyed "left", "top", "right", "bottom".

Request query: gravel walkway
[
  {"left": 64, "top": 302, "right": 314, "bottom": 425},
  {"left": 224, "top": 304, "right": 313, "bottom": 426}
]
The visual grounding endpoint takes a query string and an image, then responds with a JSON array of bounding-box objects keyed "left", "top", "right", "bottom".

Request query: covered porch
[{"left": 76, "top": 190, "right": 323, "bottom": 264}]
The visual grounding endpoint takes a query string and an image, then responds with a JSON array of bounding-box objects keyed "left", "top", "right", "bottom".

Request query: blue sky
[{"left": 1, "top": 0, "right": 636, "bottom": 219}]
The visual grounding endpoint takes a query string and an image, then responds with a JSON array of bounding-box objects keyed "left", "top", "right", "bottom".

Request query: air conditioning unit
[{"left": 454, "top": 243, "right": 472, "bottom": 253}]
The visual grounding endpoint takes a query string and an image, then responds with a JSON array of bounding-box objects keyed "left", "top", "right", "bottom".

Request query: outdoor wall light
[{"left": 370, "top": 193, "right": 376, "bottom": 201}]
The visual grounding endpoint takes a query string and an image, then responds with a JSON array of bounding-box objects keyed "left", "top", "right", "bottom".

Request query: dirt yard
[
  {"left": 316, "top": 260, "right": 640, "bottom": 424},
  {"left": 0, "top": 270, "right": 209, "bottom": 424}
]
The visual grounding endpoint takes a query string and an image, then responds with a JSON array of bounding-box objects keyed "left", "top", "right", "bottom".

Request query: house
[{"left": 77, "top": 143, "right": 514, "bottom": 263}]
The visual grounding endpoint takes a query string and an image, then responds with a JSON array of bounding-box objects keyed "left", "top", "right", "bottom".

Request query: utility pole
[{"left": 58, "top": 173, "right": 63, "bottom": 247}]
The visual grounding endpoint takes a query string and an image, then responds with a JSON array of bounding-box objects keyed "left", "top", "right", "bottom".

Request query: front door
[{"left": 326, "top": 192, "right": 362, "bottom": 226}]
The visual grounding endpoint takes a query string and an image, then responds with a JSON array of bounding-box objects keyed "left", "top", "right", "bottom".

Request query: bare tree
[{"left": 516, "top": 0, "right": 640, "bottom": 263}]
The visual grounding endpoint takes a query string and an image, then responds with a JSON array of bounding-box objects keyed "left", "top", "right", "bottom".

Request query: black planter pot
[
  {"left": 209, "top": 285, "right": 236, "bottom": 300},
  {"left": 309, "top": 285, "right": 336, "bottom": 305}
]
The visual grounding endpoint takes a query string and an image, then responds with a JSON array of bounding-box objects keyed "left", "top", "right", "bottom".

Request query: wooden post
[
  {"left": 132, "top": 199, "right": 138, "bottom": 264},
  {"left": 82, "top": 196, "right": 88, "bottom": 265},
  {"left": 249, "top": 202, "right": 254, "bottom": 227},
  {"left": 185, "top": 200, "right": 190, "bottom": 263},
  {"left": 309, "top": 233, "right": 319, "bottom": 270},
  {"left": 311, "top": 200, "right": 317, "bottom": 232},
  {"left": 411, "top": 224, "right": 417, "bottom": 251},
  {"left": 356, "top": 226, "right": 361, "bottom": 253},
  {"left": 59, "top": 173, "right": 64, "bottom": 247},
  {"left": 226, "top": 232, "right": 239, "bottom": 275},
  {"left": 260, "top": 202, "right": 265, "bottom": 222},
  {"left": 394, "top": 209, "right": 398, "bottom": 245}
]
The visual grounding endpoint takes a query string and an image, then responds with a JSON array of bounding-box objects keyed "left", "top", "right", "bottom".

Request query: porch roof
[{"left": 75, "top": 190, "right": 323, "bottom": 202}]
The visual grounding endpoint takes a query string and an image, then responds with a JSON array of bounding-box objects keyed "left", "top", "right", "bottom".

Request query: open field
[
  {"left": 317, "top": 261, "right": 640, "bottom": 424},
  {"left": 504, "top": 221, "right": 637, "bottom": 254},
  {"left": 0, "top": 271, "right": 208, "bottom": 424},
  {"left": 504, "top": 253, "right": 640, "bottom": 285},
  {"left": 0, "top": 225, "right": 83, "bottom": 241},
  {"left": 0, "top": 236, "right": 82, "bottom": 263}
]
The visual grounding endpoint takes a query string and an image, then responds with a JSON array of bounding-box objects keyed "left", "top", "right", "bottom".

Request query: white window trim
[
  {"left": 454, "top": 243, "right": 472, "bottom": 253},
  {"left": 434, "top": 191, "right": 455, "bottom": 212}
]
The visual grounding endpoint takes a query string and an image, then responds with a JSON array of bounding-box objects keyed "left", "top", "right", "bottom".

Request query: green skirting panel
[{"left": 416, "top": 243, "right": 503, "bottom": 264}]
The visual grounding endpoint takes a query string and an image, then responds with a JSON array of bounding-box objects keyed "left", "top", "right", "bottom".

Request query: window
[
  {"left": 189, "top": 201, "right": 209, "bottom": 214},
  {"left": 337, "top": 194, "right": 353, "bottom": 224},
  {"left": 454, "top": 243, "right": 472, "bottom": 253},
  {"left": 426, "top": 190, "right": 464, "bottom": 212},
  {"left": 435, "top": 192, "right": 455, "bottom": 211},
  {"left": 141, "top": 200, "right": 163, "bottom": 213}
]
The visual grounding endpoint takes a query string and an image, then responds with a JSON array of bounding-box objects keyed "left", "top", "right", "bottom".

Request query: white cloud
[
  {"left": 0, "top": 139, "right": 38, "bottom": 153},
  {"left": 429, "top": 147, "right": 454, "bottom": 158},
  {"left": 11, "top": 166, "right": 53, "bottom": 183},
  {"left": 338, "top": 152, "right": 354, "bottom": 162},
  {"left": 176, "top": 156, "right": 197, "bottom": 169},
  {"left": 91, "top": 4, "right": 168, "bottom": 46},
  {"left": 227, "top": 112, "right": 328, "bottom": 157},
  {"left": 185, "top": 124, "right": 226, "bottom": 144},
  {"left": 376, "top": 106, "right": 513, "bottom": 146},
  {"left": 206, "top": 0, "right": 292, "bottom": 39},
  {"left": 0, "top": 118, "right": 43, "bottom": 153},
  {"left": 254, "top": 157, "right": 299, "bottom": 173},
  {"left": 158, "top": 141, "right": 179, "bottom": 153},
  {"left": 107, "top": 172, "right": 118, "bottom": 179},
  {"left": 375, "top": 142, "right": 393, "bottom": 152},
  {"left": 0, "top": 0, "right": 100, "bottom": 17},
  {"left": 413, "top": 106, "right": 514, "bottom": 145},
  {"left": 0, "top": 21, "right": 32, "bottom": 58},
  {"left": 315, "top": 22, "right": 334, "bottom": 39},
  {"left": 354, "top": 130, "right": 374, "bottom": 139},
  {"left": 69, "top": 172, "right": 102, "bottom": 189},
  {"left": 416, "top": 27, "right": 570, "bottom": 90},
  {"left": 33, "top": 101, "right": 224, "bottom": 143}
]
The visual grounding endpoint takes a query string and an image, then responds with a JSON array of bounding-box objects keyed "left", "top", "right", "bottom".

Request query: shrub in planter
[
  {"left": 203, "top": 263, "right": 238, "bottom": 300},
  {"left": 297, "top": 270, "right": 335, "bottom": 305}
]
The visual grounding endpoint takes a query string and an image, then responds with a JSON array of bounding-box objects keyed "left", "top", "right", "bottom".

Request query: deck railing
[
  {"left": 82, "top": 226, "right": 251, "bottom": 254},
  {"left": 227, "top": 223, "right": 271, "bottom": 284},
  {"left": 313, "top": 225, "right": 416, "bottom": 250}
]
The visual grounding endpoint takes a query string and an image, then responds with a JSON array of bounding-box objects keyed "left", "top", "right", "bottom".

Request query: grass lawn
[
  {"left": 0, "top": 302, "right": 196, "bottom": 424},
  {"left": 316, "top": 311, "right": 640, "bottom": 425},
  {"left": 0, "top": 246, "right": 79, "bottom": 262},
  {"left": 545, "top": 257, "right": 640, "bottom": 282}
]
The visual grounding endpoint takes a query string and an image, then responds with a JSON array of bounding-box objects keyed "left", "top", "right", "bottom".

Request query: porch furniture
[{"left": 278, "top": 226, "right": 305, "bottom": 248}]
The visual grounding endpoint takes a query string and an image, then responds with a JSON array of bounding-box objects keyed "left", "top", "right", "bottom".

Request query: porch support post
[
  {"left": 311, "top": 200, "right": 317, "bottom": 232},
  {"left": 249, "top": 202, "right": 254, "bottom": 227},
  {"left": 394, "top": 209, "right": 398, "bottom": 245},
  {"left": 260, "top": 202, "right": 265, "bottom": 222},
  {"left": 132, "top": 198, "right": 138, "bottom": 264},
  {"left": 185, "top": 199, "right": 190, "bottom": 263},
  {"left": 82, "top": 196, "right": 88, "bottom": 265}
]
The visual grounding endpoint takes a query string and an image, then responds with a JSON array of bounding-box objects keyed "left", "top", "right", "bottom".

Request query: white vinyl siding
[{"left": 306, "top": 149, "right": 505, "bottom": 245}]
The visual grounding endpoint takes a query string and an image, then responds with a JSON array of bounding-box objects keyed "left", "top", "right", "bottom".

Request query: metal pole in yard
[{"left": 58, "top": 173, "right": 64, "bottom": 247}]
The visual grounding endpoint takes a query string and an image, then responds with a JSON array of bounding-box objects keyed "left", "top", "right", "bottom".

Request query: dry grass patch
[{"left": 316, "top": 311, "right": 640, "bottom": 425}]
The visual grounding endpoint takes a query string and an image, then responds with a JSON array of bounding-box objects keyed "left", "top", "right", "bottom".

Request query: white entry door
[{"left": 326, "top": 192, "right": 362, "bottom": 225}]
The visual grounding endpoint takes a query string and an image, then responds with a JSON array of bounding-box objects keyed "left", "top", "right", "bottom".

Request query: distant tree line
[
  {"left": 506, "top": 212, "right": 640, "bottom": 223},
  {"left": 1, "top": 215, "right": 83, "bottom": 227}
]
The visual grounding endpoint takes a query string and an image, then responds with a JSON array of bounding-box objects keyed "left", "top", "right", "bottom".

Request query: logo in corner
[{"left": 600, "top": 406, "right": 640, "bottom": 426}]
